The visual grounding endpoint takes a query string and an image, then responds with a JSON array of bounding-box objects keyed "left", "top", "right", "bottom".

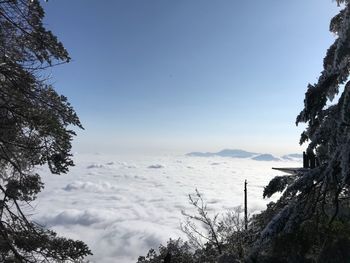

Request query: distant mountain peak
[
  {"left": 282, "top": 153, "right": 303, "bottom": 159},
  {"left": 252, "top": 154, "right": 280, "bottom": 161},
  {"left": 187, "top": 149, "right": 255, "bottom": 159},
  {"left": 216, "top": 149, "right": 256, "bottom": 158},
  {"left": 186, "top": 149, "right": 283, "bottom": 161}
]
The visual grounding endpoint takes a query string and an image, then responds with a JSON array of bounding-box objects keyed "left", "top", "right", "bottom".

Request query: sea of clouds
[{"left": 32, "top": 153, "right": 300, "bottom": 263}]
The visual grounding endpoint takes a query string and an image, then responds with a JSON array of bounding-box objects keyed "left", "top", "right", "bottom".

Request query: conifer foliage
[
  {"left": 252, "top": 0, "right": 350, "bottom": 261},
  {"left": 0, "top": 0, "right": 91, "bottom": 261}
]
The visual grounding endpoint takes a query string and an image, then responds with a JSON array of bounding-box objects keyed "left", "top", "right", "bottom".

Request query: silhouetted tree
[
  {"left": 137, "top": 239, "right": 194, "bottom": 263},
  {"left": 0, "top": 0, "right": 91, "bottom": 261}
]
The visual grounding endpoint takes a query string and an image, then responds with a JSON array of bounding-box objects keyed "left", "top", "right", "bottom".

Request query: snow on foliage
[{"left": 251, "top": 1, "right": 350, "bottom": 259}]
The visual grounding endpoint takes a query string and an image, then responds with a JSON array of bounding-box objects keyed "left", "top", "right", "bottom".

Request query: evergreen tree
[
  {"left": 0, "top": 0, "right": 91, "bottom": 261},
  {"left": 251, "top": 0, "right": 350, "bottom": 261}
]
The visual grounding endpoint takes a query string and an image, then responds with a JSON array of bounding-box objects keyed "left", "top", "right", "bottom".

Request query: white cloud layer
[{"left": 33, "top": 153, "right": 300, "bottom": 263}]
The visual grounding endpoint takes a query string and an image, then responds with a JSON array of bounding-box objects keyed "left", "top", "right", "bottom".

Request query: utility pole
[{"left": 244, "top": 179, "right": 248, "bottom": 230}]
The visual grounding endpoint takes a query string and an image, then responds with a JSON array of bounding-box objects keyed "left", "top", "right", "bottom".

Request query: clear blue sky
[{"left": 43, "top": 0, "right": 339, "bottom": 155}]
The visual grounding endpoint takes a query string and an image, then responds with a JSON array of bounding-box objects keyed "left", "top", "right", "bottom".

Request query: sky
[{"left": 42, "top": 0, "right": 340, "bottom": 155}]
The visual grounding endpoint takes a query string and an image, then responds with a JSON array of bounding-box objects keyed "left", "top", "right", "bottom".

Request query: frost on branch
[
  {"left": 263, "top": 175, "right": 295, "bottom": 198},
  {"left": 251, "top": 1, "right": 350, "bottom": 260},
  {"left": 0, "top": 0, "right": 91, "bottom": 261}
]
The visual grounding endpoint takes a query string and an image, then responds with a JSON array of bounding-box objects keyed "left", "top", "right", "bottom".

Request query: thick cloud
[
  {"left": 148, "top": 164, "right": 164, "bottom": 169},
  {"left": 34, "top": 154, "right": 298, "bottom": 263},
  {"left": 63, "top": 181, "right": 117, "bottom": 192},
  {"left": 87, "top": 163, "right": 105, "bottom": 169},
  {"left": 39, "top": 209, "right": 113, "bottom": 226}
]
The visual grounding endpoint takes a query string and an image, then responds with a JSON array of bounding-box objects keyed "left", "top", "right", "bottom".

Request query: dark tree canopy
[{"left": 0, "top": 0, "right": 91, "bottom": 261}]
